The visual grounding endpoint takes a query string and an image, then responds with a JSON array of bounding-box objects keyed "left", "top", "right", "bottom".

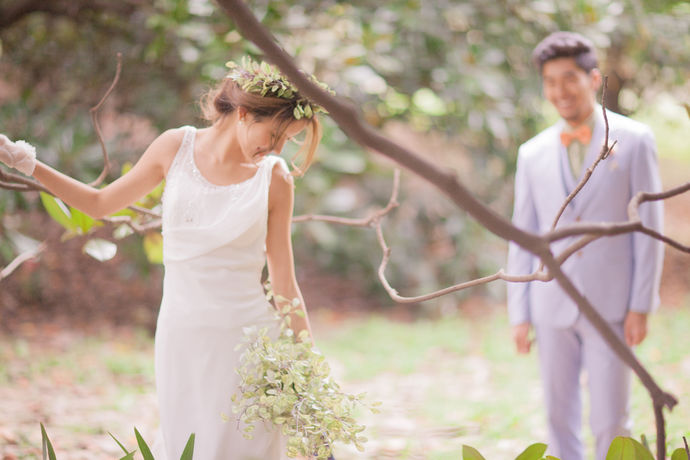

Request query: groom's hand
[
  {"left": 512, "top": 322, "right": 532, "bottom": 354},
  {"left": 624, "top": 311, "right": 648, "bottom": 347}
]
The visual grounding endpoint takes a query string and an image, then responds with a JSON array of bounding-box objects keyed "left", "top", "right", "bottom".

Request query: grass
[
  {"left": 314, "top": 305, "right": 690, "bottom": 458},
  {"left": 0, "top": 305, "right": 687, "bottom": 459}
]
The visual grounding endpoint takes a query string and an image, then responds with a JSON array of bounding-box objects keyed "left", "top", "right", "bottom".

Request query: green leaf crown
[{"left": 225, "top": 56, "right": 333, "bottom": 120}]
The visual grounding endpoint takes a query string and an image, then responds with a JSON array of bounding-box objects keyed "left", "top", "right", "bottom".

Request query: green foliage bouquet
[{"left": 231, "top": 286, "right": 377, "bottom": 459}]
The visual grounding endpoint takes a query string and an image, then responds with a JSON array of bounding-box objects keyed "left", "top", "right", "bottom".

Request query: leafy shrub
[
  {"left": 39, "top": 423, "right": 194, "bottom": 460},
  {"left": 462, "top": 436, "right": 690, "bottom": 460},
  {"left": 231, "top": 287, "right": 378, "bottom": 459}
]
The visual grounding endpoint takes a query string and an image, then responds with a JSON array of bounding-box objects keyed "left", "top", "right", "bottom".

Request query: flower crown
[{"left": 225, "top": 56, "right": 333, "bottom": 120}]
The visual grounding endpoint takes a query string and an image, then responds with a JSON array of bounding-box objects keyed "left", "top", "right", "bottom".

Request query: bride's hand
[{"left": 0, "top": 134, "right": 37, "bottom": 176}]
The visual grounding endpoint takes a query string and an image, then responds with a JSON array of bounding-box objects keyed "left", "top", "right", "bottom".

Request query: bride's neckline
[{"left": 190, "top": 126, "right": 264, "bottom": 188}]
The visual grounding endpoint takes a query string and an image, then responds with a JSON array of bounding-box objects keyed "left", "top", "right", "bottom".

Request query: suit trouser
[{"left": 534, "top": 315, "right": 632, "bottom": 460}]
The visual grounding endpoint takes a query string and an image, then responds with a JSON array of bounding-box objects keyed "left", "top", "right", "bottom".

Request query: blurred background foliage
[{"left": 0, "top": 0, "right": 689, "bottom": 320}]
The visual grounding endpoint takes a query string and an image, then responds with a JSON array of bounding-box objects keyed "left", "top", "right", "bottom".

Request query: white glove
[{"left": 0, "top": 134, "right": 37, "bottom": 176}]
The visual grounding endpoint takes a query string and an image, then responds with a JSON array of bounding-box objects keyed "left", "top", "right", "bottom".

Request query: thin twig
[
  {"left": 0, "top": 168, "right": 49, "bottom": 192},
  {"left": 375, "top": 221, "right": 549, "bottom": 303},
  {"left": 292, "top": 169, "right": 400, "bottom": 226},
  {"left": 0, "top": 242, "right": 47, "bottom": 281},
  {"left": 550, "top": 77, "right": 615, "bottom": 231},
  {"left": 101, "top": 215, "right": 162, "bottom": 234},
  {"left": 89, "top": 53, "right": 122, "bottom": 187}
]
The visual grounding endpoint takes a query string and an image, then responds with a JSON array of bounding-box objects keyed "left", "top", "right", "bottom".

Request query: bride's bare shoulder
[{"left": 148, "top": 127, "right": 189, "bottom": 175}]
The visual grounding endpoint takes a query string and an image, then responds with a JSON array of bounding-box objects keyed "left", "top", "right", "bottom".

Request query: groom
[{"left": 506, "top": 32, "right": 664, "bottom": 460}]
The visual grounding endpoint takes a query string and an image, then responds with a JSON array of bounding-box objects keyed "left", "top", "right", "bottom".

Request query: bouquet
[{"left": 231, "top": 286, "right": 378, "bottom": 459}]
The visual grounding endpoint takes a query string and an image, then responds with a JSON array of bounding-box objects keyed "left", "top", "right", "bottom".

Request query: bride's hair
[{"left": 199, "top": 79, "right": 322, "bottom": 175}]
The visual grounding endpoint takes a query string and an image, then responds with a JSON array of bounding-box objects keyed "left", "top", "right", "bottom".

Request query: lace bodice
[{"left": 160, "top": 125, "right": 288, "bottom": 263}]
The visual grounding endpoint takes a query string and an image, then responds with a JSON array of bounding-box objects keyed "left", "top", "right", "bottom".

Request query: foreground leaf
[
  {"left": 516, "top": 443, "right": 548, "bottom": 460},
  {"left": 672, "top": 447, "right": 690, "bottom": 460},
  {"left": 462, "top": 445, "right": 487, "bottom": 460},
  {"left": 134, "top": 427, "right": 155, "bottom": 460},
  {"left": 40, "top": 192, "right": 76, "bottom": 233},
  {"left": 83, "top": 238, "right": 117, "bottom": 262},
  {"left": 109, "top": 431, "right": 133, "bottom": 455},
  {"left": 143, "top": 232, "right": 164, "bottom": 264},
  {"left": 180, "top": 433, "right": 195, "bottom": 460},
  {"left": 40, "top": 423, "right": 57, "bottom": 460},
  {"left": 606, "top": 437, "right": 653, "bottom": 460}
]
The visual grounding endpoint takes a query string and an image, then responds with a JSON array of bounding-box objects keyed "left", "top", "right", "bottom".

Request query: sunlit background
[{"left": 1, "top": 0, "right": 689, "bottom": 458}]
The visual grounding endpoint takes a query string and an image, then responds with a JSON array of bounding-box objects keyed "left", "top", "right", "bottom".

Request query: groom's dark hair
[{"left": 532, "top": 31, "right": 598, "bottom": 73}]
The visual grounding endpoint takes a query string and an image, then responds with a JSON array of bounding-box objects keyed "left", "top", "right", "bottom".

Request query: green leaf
[
  {"left": 671, "top": 448, "right": 690, "bottom": 460},
  {"left": 40, "top": 192, "right": 76, "bottom": 233},
  {"left": 143, "top": 232, "right": 164, "bottom": 264},
  {"left": 134, "top": 427, "right": 155, "bottom": 460},
  {"left": 83, "top": 238, "right": 117, "bottom": 262},
  {"left": 516, "top": 443, "right": 548, "bottom": 460},
  {"left": 71, "top": 207, "right": 97, "bottom": 234},
  {"left": 630, "top": 438, "right": 654, "bottom": 460},
  {"left": 293, "top": 107, "right": 302, "bottom": 120},
  {"left": 121, "top": 162, "right": 133, "bottom": 175},
  {"left": 108, "top": 431, "right": 133, "bottom": 455},
  {"left": 463, "top": 445, "right": 487, "bottom": 460},
  {"left": 147, "top": 180, "right": 165, "bottom": 201},
  {"left": 606, "top": 437, "right": 653, "bottom": 460},
  {"left": 40, "top": 423, "right": 57, "bottom": 460},
  {"left": 180, "top": 433, "right": 195, "bottom": 460},
  {"left": 110, "top": 207, "right": 137, "bottom": 218}
]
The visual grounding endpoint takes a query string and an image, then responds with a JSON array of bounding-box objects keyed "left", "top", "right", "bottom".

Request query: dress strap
[
  {"left": 166, "top": 126, "right": 195, "bottom": 180},
  {"left": 263, "top": 155, "right": 290, "bottom": 186}
]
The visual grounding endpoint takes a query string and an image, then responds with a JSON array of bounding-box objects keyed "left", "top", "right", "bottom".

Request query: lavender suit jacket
[{"left": 507, "top": 106, "right": 664, "bottom": 327}]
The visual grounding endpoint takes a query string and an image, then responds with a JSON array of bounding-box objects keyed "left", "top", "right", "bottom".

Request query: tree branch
[
  {"left": 0, "top": 241, "right": 47, "bottom": 281},
  {"left": 550, "top": 78, "right": 617, "bottom": 231},
  {"left": 88, "top": 52, "right": 122, "bottom": 187},
  {"left": 214, "top": 2, "right": 680, "bottom": 455},
  {"left": 214, "top": 0, "right": 545, "bottom": 256}
]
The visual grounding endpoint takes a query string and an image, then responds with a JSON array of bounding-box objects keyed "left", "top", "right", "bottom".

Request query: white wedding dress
[{"left": 154, "top": 125, "right": 287, "bottom": 459}]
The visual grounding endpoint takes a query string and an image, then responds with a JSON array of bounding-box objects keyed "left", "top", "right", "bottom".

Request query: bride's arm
[
  {"left": 31, "top": 128, "right": 184, "bottom": 219},
  {"left": 266, "top": 163, "right": 313, "bottom": 341}
]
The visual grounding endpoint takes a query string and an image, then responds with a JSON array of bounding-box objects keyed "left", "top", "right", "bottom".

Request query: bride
[{"left": 0, "top": 58, "right": 325, "bottom": 459}]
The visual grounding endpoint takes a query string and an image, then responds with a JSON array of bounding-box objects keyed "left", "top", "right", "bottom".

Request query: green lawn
[
  {"left": 0, "top": 305, "right": 688, "bottom": 459},
  {"left": 314, "top": 306, "right": 690, "bottom": 459}
]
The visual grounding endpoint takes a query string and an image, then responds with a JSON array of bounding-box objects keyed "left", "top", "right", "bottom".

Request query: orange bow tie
[{"left": 560, "top": 124, "right": 592, "bottom": 147}]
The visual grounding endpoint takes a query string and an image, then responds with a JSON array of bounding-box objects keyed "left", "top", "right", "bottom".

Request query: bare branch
[
  {"left": 215, "top": 0, "right": 545, "bottom": 256},
  {"left": 541, "top": 250, "right": 678, "bottom": 389},
  {"left": 550, "top": 78, "right": 615, "bottom": 231},
  {"left": 215, "top": 3, "right": 681, "bottom": 453},
  {"left": 292, "top": 169, "right": 400, "bottom": 226},
  {"left": 0, "top": 241, "right": 47, "bottom": 281},
  {"left": 374, "top": 220, "right": 550, "bottom": 303},
  {"left": 629, "top": 181, "right": 690, "bottom": 220},
  {"left": 89, "top": 52, "right": 122, "bottom": 187},
  {"left": 0, "top": 168, "right": 49, "bottom": 192},
  {"left": 102, "top": 215, "right": 162, "bottom": 234}
]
